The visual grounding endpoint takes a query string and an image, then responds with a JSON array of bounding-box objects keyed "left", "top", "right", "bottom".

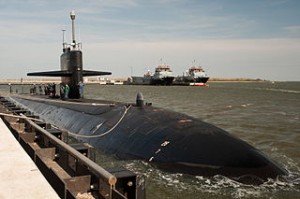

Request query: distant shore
[
  {"left": 0, "top": 77, "right": 269, "bottom": 85},
  {"left": 208, "top": 78, "right": 268, "bottom": 82}
]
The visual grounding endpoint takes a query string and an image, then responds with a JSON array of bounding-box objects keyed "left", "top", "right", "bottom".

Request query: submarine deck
[
  {"left": 8, "top": 94, "right": 287, "bottom": 184},
  {"left": 17, "top": 94, "right": 120, "bottom": 105},
  {"left": 0, "top": 118, "right": 60, "bottom": 199}
]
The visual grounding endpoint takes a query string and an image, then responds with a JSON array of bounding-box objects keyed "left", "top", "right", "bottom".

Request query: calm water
[{"left": 1, "top": 82, "right": 300, "bottom": 199}]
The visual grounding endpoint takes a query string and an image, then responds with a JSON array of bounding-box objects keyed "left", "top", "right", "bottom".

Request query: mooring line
[
  {"left": 15, "top": 95, "right": 114, "bottom": 107},
  {"left": 2, "top": 98, "right": 131, "bottom": 139},
  {"left": 53, "top": 105, "right": 131, "bottom": 139}
]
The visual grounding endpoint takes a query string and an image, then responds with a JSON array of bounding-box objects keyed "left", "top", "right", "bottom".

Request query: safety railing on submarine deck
[{"left": 23, "top": 115, "right": 117, "bottom": 186}]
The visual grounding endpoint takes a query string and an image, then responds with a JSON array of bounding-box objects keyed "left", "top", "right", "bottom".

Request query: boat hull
[
  {"left": 194, "top": 77, "right": 209, "bottom": 83},
  {"left": 150, "top": 77, "right": 174, "bottom": 85},
  {"left": 10, "top": 95, "right": 287, "bottom": 184},
  {"left": 176, "top": 76, "right": 209, "bottom": 84}
]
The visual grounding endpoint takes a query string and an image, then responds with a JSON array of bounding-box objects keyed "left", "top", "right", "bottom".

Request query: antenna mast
[
  {"left": 70, "top": 11, "right": 76, "bottom": 49},
  {"left": 62, "top": 29, "right": 66, "bottom": 49}
]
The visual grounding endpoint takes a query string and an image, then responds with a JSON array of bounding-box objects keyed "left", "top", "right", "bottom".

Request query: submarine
[{"left": 10, "top": 11, "right": 287, "bottom": 185}]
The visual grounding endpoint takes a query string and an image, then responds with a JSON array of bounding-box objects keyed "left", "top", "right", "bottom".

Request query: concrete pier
[{"left": 0, "top": 118, "right": 59, "bottom": 199}]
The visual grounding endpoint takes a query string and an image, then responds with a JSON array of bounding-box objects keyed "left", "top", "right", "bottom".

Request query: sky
[{"left": 0, "top": 0, "right": 299, "bottom": 81}]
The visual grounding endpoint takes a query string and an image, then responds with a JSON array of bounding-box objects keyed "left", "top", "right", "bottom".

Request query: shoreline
[{"left": 0, "top": 78, "right": 272, "bottom": 85}]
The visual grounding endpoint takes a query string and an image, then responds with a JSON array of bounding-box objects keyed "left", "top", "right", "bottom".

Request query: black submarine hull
[{"left": 10, "top": 95, "right": 287, "bottom": 184}]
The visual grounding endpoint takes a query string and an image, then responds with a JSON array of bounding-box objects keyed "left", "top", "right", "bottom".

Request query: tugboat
[
  {"left": 150, "top": 65, "right": 174, "bottom": 85},
  {"left": 176, "top": 66, "right": 209, "bottom": 84},
  {"left": 185, "top": 66, "right": 209, "bottom": 83}
]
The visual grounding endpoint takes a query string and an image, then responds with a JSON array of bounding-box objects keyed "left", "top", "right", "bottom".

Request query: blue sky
[{"left": 0, "top": 0, "right": 299, "bottom": 81}]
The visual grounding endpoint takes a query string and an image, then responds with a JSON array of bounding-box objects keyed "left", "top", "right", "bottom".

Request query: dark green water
[{"left": 1, "top": 82, "right": 300, "bottom": 199}]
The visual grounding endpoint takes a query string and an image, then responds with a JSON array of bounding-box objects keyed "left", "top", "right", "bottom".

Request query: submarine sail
[{"left": 27, "top": 11, "right": 111, "bottom": 98}]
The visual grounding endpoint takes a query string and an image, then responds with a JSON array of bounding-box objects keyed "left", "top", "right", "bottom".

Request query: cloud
[
  {"left": 283, "top": 25, "right": 300, "bottom": 37},
  {"left": 0, "top": 0, "right": 299, "bottom": 81},
  {"left": 81, "top": 38, "right": 300, "bottom": 81}
]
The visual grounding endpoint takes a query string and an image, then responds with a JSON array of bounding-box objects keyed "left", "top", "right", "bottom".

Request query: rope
[
  {"left": 3, "top": 97, "right": 131, "bottom": 139},
  {"left": 13, "top": 95, "right": 114, "bottom": 107},
  {"left": 55, "top": 105, "right": 132, "bottom": 139},
  {"left": 0, "top": 106, "right": 131, "bottom": 139}
]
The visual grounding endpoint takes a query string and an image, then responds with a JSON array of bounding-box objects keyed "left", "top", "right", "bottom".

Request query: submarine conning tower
[
  {"left": 27, "top": 11, "right": 111, "bottom": 99},
  {"left": 60, "top": 48, "right": 82, "bottom": 98},
  {"left": 61, "top": 11, "right": 82, "bottom": 98}
]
